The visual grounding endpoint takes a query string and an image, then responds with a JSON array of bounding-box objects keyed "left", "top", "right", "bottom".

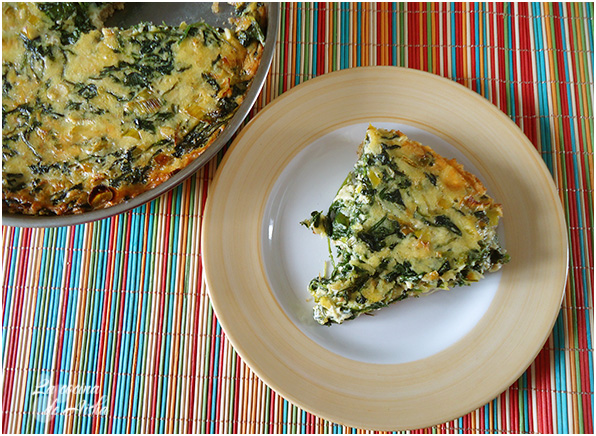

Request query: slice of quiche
[{"left": 302, "top": 126, "right": 509, "bottom": 325}]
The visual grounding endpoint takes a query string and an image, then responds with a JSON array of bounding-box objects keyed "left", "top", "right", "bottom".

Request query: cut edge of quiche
[{"left": 302, "top": 125, "right": 510, "bottom": 325}]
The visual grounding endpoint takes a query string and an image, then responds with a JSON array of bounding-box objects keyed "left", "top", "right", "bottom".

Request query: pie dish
[{"left": 2, "top": 2, "right": 278, "bottom": 227}]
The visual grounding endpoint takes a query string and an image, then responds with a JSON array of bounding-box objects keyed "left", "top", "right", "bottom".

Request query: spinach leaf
[
  {"left": 37, "top": 2, "right": 96, "bottom": 45},
  {"left": 358, "top": 215, "right": 403, "bottom": 251},
  {"left": 433, "top": 215, "right": 462, "bottom": 236},
  {"left": 379, "top": 187, "right": 404, "bottom": 207}
]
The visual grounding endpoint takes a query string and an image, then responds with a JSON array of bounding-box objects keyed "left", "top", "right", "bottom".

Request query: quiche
[
  {"left": 2, "top": 2, "right": 266, "bottom": 215},
  {"left": 302, "top": 126, "right": 509, "bottom": 325}
]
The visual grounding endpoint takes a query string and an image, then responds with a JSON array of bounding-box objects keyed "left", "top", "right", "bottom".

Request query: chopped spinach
[
  {"left": 425, "top": 172, "right": 437, "bottom": 186},
  {"left": 134, "top": 118, "right": 156, "bottom": 133},
  {"left": 358, "top": 215, "right": 403, "bottom": 251},
  {"left": 433, "top": 214, "right": 462, "bottom": 236},
  {"left": 78, "top": 83, "right": 98, "bottom": 100},
  {"left": 4, "top": 173, "right": 26, "bottom": 192},
  {"left": 181, "top": 22, "right": 224, "bottom": 46},
  {"left": 236, "top": 19, "right": 265, "bottom": 46},
  {"left": 202, "top": 73, "right": 220, "bottom": 92},
  {"left": 37, "top": 2, "right": 98, "bottom": 45},
  {"left": 379, "top": 187, "right": 404, "bottom": 207}
]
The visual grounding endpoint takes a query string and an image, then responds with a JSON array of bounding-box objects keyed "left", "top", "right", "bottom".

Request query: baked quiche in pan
[
  {"left": 302, "top": 126, "right": 509, "bottom": 325},
  {"left": 2, "top": 2, "right": 266, "bottom": 215}
]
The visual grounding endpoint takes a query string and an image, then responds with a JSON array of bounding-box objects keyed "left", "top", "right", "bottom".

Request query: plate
[
  {"left": 201, "top": 67, "right": 568, "bottom": 430},
  {"left": 2, "top": 2, "right": 279, "bottom": 228}
]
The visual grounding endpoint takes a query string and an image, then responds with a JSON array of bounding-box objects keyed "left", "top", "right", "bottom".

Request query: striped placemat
[{"left": 2, "top": 2, "right": 593, "bottom": 433}]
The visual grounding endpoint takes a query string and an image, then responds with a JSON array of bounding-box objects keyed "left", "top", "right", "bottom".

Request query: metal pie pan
[{"left": 3, "top": 2, "right": 279, "bottom": 228}]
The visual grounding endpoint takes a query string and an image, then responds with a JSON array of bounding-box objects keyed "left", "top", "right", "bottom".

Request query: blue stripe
[
  {"left": 210, "top": 321, "right": 222, "bottom": 433},
  {"left": 473, "top": 3, "right": 481, "bottom": 93},
  {"left": 342, "top": 2, "right": 349, "bottom": 70},
  {"left": 505, "top": 3, "right": 516, "bottom": 120},
  {"left": 283, "top": 399, "right": 288, "bottom": 433},
  {"left": 554, "top": 313, "right": 568, "bottom": 433}
]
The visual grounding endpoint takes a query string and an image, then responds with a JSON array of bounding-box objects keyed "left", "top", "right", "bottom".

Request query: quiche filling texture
[
  {"left": 2, "top": 2, "right": 266, "bottom": 215},
  {"left": 302, "top": 126, "right": 509, "bottom": 325}
]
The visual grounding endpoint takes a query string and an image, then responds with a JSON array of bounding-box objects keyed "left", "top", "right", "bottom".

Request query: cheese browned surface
[
  {"left": 302, "top": 126, "right": 509, "bottom": 325},
  {"left": 2, "top": 2, "right": 266, "bottom": 215}
]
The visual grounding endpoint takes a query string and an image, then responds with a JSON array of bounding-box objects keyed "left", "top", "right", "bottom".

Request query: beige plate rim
[{"left": 201, "top": 66, "right": 568, "bottom": 431}]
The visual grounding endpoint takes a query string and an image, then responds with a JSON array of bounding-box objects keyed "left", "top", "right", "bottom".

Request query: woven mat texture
[{"left": 2, "top": 2, "right": 593, "bottom": 434}]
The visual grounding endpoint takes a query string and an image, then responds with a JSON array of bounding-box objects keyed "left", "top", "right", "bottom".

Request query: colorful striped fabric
[{"left": 2, "top": 2, "right": 593, "bottom": 433}]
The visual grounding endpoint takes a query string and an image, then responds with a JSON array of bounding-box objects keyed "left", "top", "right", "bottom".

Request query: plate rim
[{"left": 201, "top": 66, "right": 568, "bottom": 430}]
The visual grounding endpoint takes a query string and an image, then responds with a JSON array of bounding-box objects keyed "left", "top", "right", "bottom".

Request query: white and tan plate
[{"left": 201, "top": 67, "right": 568, "bottom": 431}]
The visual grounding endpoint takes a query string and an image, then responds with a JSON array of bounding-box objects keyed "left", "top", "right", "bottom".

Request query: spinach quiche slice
[
  {"left": 302, "top": 126, "right": 509, "bottom": 325},
  {"left": 2, "top": 2, "right": 266, "bottom": 215}
]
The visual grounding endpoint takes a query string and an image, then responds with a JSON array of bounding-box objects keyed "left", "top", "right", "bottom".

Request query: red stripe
[
  {"left": 513, "top": 381, "right": 520, "bottom": 433},
  {"left": 282, "top": 3, "right": 290, "bottom": 92},
  {"left": 469, "top": 3, "right": 477, "bottom": 92},
  {"left": 454, "top": 2, "right": 463, "bottom": 84},
  {"left": 496, "top": 3, "right": 508, "bottom": 113},
  {"left": 233, "top": 355, "right": 241, "bottom": 433},
  {"left": 407, "top": 3, "right": 417, "bottom": 70},
  {"left": 268, "top": 389, "right": 275, "bottom": 433},
  {"left": 318, "top": 3, "right": 326, "bottom": 75},
  {"left": 419, "top": 1, "right": 425, "bottom": 70},
  {"left": 537, "top": 345, "right": 554, "bottom": 433},
  {"left": 442, "top": 3, "right": 448, "bottom": 78}
]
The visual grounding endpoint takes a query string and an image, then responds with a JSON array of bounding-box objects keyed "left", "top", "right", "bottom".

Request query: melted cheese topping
[
  {"left": 303, "top": 126, "right": 509, "bottom": 325},
  {"left": 2, "top": 2, "right": 265, "bottom": 215}
]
